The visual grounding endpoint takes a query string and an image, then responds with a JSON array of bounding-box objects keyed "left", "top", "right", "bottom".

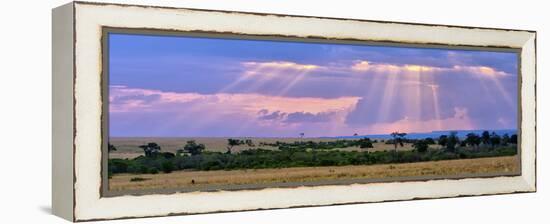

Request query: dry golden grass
[
  {"left": 109, "top": 156, "right": 518, "bottom": 191},
  {"left": 109, "top": 137, "right": 426, "bottom": 159}
]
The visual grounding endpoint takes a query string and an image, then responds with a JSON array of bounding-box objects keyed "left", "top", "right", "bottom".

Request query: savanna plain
[{"left": 108, "top": 132, "right": 519, "bottom": 191}]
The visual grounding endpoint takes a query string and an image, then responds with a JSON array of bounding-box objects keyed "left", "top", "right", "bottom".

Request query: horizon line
[{"left": 109, "top": 128, "right": 518, "bottom": 139}]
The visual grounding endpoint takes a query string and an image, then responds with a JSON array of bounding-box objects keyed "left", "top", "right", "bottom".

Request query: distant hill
[{"left": 327, "top": 129, "right": 517, "bottom": 140}]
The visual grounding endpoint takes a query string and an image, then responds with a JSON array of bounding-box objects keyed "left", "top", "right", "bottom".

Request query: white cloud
[{"left": 350, "top": 60, "right": 511, "bottom": 77}]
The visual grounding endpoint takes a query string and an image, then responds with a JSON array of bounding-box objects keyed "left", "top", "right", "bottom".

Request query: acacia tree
[
  {"left": 424, "top": 138, "right": 436, "bottom": 145},
  {"left": 139, "top": 142, "right": 161, "bottom": 157},
  {"left": 108, "top": 143, "right": 117, "bottom": 152},
  {"left": 182, "top": 140, "right": 205, "bottom": 156},
  {"left": 244, "top": 139, "right": 255, "bottom": 147},
  {"left": 412, "top": 140, "right": 429, "bottom": 153},
  {"left": 446, "top": 131, "right": 459, "bottom": 151},
  {"left": 501, "top": 133, "right": 511, "bottom": 146},
  {"left": 510, "top": 134, "right": 518, "bottom": 144},
  {"left": 390, "top": 132, "right": 407, "bottom": 151},
  {"left": 226, "top": 139, "right": 241, "bottom": 154},
  {"left": 481, "top": 131, "right": 491, "bottom": 145},
  {"left": 438, "top": 135, "right": 448, "bottom": 148},
  {"left": 358, "top": 138, "right": 374, "bottom": 149},
  {"left": 465, "top": 133, "right": 481, "bottom": 149},
  {"left": 489, "top": 132, "right": 501, "bottom": 149}
]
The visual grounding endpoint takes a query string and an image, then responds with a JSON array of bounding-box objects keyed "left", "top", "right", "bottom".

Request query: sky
[{"left": 108, "top": 33, "right": 518, "bottom": 137}]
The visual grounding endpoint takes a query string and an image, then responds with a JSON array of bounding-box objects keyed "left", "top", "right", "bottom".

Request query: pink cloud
[
  {"left": 110, "top": 85, "right": 363, "bottom": 137},
  {"left": 110, "top": 85, "right": 360, "bottom": 117},
  {"left": 354, "top": 107, "right": 475, "bottom": 134},
  {"left": 109, "top": 85, "right": 483, "bottom": 136}
]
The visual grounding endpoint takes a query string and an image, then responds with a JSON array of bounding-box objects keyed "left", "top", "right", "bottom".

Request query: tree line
[
  {"left": 387, "top": 131, "right": 517, "bottom": 153},
  {"left": 108, "top": 131, "right": 517, "bottom": 177}
]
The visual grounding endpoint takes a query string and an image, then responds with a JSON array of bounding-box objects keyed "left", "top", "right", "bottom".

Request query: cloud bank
[{"left": 108, "top": 34, "right": 518, "bottom": 137}]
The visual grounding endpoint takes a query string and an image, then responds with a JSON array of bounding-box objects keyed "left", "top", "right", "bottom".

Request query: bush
[
  {"left": 412, "top": 140, "right": 429, "bottom": 153},
  {"left": 424, "top": 138, "right": 436, "bottom": 145},
  {"left": 182, "top": 140, "right": 205, "bottom": 156},
  {"left": 127, "top": 163, "right": 148, "bottom": 174},
  {"left": 162, "top": 161, "right": 175, "bottom": 173},
  {"left": 109, "top": 139, "right": 518, "bottom": 174},
  {"left": 162, "top": 152, "right": 176, "bottom": 159},
  {"left": 109, "top": 159, "right": 129, "bottom": 173},
  {"left": 130, "top": 177, "right": 149, "bottom": 182}
]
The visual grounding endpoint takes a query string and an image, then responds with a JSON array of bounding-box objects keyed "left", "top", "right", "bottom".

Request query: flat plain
[
  {"left": 109, "top": 137, "right": 427, "bottom": 159},
  {"left": 109, "top": 156, "right": 519, "bottom": 191}
]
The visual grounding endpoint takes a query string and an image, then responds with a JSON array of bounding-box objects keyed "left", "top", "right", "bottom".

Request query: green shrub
[
  {"left": 412, "top": 140, "right": 429, "bottom": 153},
  {"left": 130, "top": 177, "right": 150, "bottom": 182},
  {"left": 162, "top": 161, "right": 174, "bottom": 173},
  {"left": 109, "top": 159, "right": 129, "bottom": 173},
  {"left": 109, "top": 141, "right": 517, "bottom": 174}
]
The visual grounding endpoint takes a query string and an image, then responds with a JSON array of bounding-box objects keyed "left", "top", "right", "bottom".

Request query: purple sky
[{"left": 108, "top": 33, "right": 518, "bottom": 137}]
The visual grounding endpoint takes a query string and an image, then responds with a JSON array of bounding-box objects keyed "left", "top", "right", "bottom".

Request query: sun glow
[
  {"left": 351, "top": 61, "right": 370, "bottom": 71},
  {"left": 404, "top": 64, "right": 435, "bottom": 72},
  {"left": 242, "top": 61, "right": 320, "bottom": 71}
]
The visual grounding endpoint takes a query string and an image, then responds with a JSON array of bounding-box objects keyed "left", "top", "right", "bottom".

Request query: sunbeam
[
  {"left": 487, "top": 75, "right": 516, "bottom": 110},
  {"left": 428, "top": 84, "right": 442, "bottom": 131},
  {"left": 376, "top": 70, "right": 400, "bottom": 124},
  {"left": 109, "top": 33, "right": 519, "bottom": 138}
]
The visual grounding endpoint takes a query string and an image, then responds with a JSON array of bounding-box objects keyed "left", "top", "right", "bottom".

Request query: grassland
[
  {"left": 109, "top": 137, "right": 425, "bottom": 159},
  {"left": 109, "top": 156, "right": 519, "bottom": 191},
  {"left": 108, "top": 134, "right": 518, "bottom": 191}
]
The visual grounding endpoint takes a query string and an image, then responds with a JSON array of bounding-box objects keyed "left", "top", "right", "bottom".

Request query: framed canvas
[{"left": 52, "top": 1, "right": 536, "bottom": 222}]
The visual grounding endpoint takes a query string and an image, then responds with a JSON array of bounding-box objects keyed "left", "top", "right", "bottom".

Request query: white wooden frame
[{"left": 52, "top": 1, "right": 536, "bottom": 221}]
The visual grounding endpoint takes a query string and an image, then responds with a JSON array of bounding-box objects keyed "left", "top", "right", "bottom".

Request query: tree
[
  {"left": 227, "top": 139, "right": 241, "bottom": 154},
  {"left": 162, "top": 161, "right": 174, "bottom": 173},
  {"left": 464, "top": 133, "right": 481, "bottom": 149},
  {"left": 489, "top": 132, "right": 501, "bottom": 149},
  {"left": 412, "top": 140, "right": 429, "bottom": 153},
  {"left": 182, "top": 140, "right": 205, "bottom": 156},
  {"left": 481, "top": 131, "right": 491, "bottom": 145},
  {"left": 510, "top": 134, "right": 518, "bottom": 144},
  {"left": 424, "top": 138, "right": 436, "bottom": 145},
  {"left": 358, "top": 138, "right": 374, "bottom": 148},
  {"left": 244, "top": 139, "right": 255, "bottom": 147},
  {"left": 108, "top": 143, "right": 117, "bottom": 152},
  {"left": 390, "top": 132, "right": 407, "bottom": 151},
  {"left": 501, "top": 133, "right": 510, "bottom": 146},
  {"left": 438, "top": 135, "right": 448, "bottom": 148},
  {"left": 162, "top": 152, "right": 175, "bottom": 159},
  {"left": 176, "top": 149, "right": 185, "bottom": 157},
  {"left": 446, "top": 131, "right": 459, "bottom": 151},
  {"left": 139, "top": 142, "right": 161, "bottom": 157}
]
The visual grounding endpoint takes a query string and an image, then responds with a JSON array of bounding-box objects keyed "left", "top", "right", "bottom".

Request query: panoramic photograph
[{"left": 106, "top": 33, "right": 519, "bottom": 192}]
